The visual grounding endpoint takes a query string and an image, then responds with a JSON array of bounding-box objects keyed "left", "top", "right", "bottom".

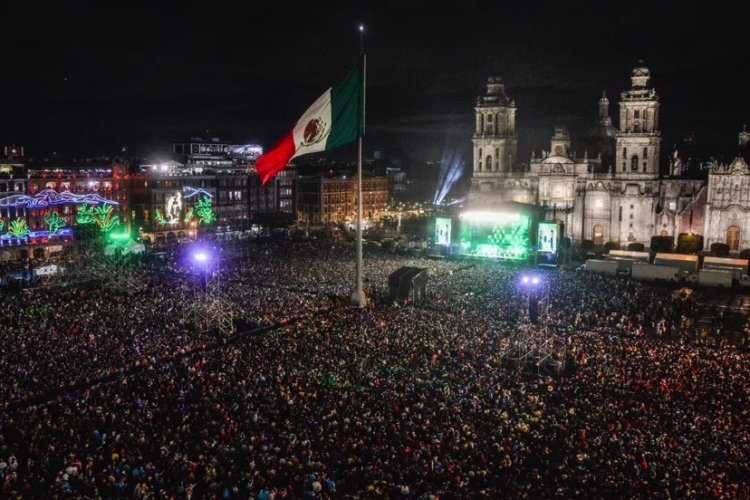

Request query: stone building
[
  {"left": 467, "top": 64, "right": 732, "bottom": 250},
  {"left": 705, "top": 156, "right": 750, "bottom": 251},
  {"left": 295, "top": 174, "right": 389, "bottom": 225}
]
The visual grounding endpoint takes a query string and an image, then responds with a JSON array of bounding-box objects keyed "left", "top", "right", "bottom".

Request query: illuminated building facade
[
  {"left": 130, "top": 163, "right": 215, "bottom": 244},
  {"left": 361, "top": 176, "right": 390, "bottom": 220},
  {"left": 467, "top": 64, "right": 737, "bottom": 250},
  {"left": 25, "top": 162, "right": 130, "bottom": 234},
  {"left": 0, "top": 149, "right": 28, "bottom": 260},
  {"left": 1, "top": 151, "right": 129, "bottom": 260},
  {"left": 174, "top": 136, "right": 255, "bottom": 229},
  {"left": 296, "top": 174, "right": 389, "bottom": 225},
  {"left": 248, "top": 165, "right": 297, "bottom": 215}
]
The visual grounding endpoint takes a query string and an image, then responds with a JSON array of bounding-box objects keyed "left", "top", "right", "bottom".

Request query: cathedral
[{"left": 468, "top": 64, "right": 750, "bottom": 252}]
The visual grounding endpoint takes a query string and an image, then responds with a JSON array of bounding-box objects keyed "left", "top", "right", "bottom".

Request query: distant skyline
[{"left": 1, "top": 1, "right": 747, "bottom": 164}]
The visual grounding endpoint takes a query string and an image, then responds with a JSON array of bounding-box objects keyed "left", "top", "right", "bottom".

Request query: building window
[
  {"left": 643, "top": 147, "right": 648, "bottom": 158},
  {"left": 727, "top": 225, "right": 741, "bottom": 251},
  {"left": 486, "top": 156, "right": 493, "bottom": 172},
  {"left": 631, "top": 155, "right": 639, "bottom": 172},
  {"left": 622, "top": 148, "right": 627, "bottom": 159},
  {"left": 634, "top": 110, "right": 640, "bottom": 119}
]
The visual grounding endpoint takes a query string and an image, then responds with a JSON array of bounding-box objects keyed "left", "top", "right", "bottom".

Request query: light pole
[{"left": 193, "top": 250, "right": 210, "bottom": 295}]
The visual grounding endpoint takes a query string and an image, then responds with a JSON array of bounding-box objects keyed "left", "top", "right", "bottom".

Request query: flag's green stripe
[{"left": 327, "top": 58, "right": 364, "bottom": 149}]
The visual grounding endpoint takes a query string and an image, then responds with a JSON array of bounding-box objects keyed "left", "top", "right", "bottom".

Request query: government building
[{"left": 468, "top": 64, "right": 750, "bottom": 252}]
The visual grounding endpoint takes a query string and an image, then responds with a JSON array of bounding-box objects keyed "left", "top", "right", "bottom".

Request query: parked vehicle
[
  {"left": 698, "top": 268, "right": 733, "bottom": 287},
  {"left": 582, "top": 259, "right": 618, "bottom": 276},
  {"left": 631, "top": 262, "right": 678, "bottom": 281}
]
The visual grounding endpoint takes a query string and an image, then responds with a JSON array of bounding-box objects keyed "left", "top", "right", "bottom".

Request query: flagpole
[{"left": 351, "top": 23, "right": 367, "bottom": 308}]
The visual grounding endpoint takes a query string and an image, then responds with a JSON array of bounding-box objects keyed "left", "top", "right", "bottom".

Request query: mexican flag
[{"left": 257, "top": 59, "right": 364, "bottom": 186}]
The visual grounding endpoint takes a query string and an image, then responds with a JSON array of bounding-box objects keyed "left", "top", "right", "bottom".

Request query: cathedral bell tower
[
  {"left": 615, "top": 63, "right": 661, "bottom": 177},
  {"left": 471, "top": 76, "right": 518, "bottom": 193}
]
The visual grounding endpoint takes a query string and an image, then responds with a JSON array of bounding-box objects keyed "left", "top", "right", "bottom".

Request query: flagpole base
[{"left": 350, "top": 289, "right": 368, "bottom": 308}]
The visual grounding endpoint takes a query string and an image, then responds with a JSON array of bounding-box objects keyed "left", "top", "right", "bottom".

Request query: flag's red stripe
[{"left": 256, "top": 129, "right": 296, "bottom": 186}]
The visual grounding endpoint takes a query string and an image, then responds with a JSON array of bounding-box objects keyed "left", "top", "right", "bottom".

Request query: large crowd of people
[{"left": 1, "top": 238, "right": 749, "bottom": 497}]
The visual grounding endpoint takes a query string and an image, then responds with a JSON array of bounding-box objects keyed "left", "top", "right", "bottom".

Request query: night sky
[{"left": 1, "top": 1, "right": 747, "bottom": 165}]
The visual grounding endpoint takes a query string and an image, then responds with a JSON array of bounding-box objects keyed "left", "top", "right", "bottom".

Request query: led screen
[
  {"left": 458, "top": 211, "right": 531, "bottom": 260},
  {"left": 435, "top": 217, "right": 452, "bottom": 245},
  {"left": 538, "top": 222, "right": 558, "bottom": 253}
]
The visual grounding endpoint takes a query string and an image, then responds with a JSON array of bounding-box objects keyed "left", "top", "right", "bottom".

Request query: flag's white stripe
[{"left": 291, "top": 88, "right": 333, "bottom": 159}]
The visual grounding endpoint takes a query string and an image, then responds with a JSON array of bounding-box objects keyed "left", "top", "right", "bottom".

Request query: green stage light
[
  {"left": 109, "top": 231, "right": 131, "bottom": 241},
  {"left": 458, "top": 211, "right": 531, "bottom": 260}
]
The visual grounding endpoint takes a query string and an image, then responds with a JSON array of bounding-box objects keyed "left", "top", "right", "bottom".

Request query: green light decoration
[
  {"left": 108, "top": 231, "right": 131, "bottom": 241},
  {"left": 92, "top": 205, "right": 120, "bottom": 233},
  {"left": 154, "top": 209, "right": 167, "bottom": 225},
  {"left": 76, "top": 204, "right": 95, "bottom": 225},
  {"left": 8, "top": 218, "right": 29, "bottom": 238},
  {"left": 194, "top": 196, "right": 216, "bottom": 224},
  {"left": 0, "top": 219, "right": 4, "bottom": 232},
  {"left": 43, "top": 211, "right": 66, "bottom": 235},
  {"left": 458, "top": 211, "right": 531, "bottom": 260},
  {"left": 183, "top": 207, "right": 194, "bottom": 224}
]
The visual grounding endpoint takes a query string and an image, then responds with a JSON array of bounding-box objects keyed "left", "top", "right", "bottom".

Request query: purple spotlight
[
  {"left": 531, "top": 276, "right": 540, "bottom": 285},
  {"left": 194, "top": 252, "right": 208, "bottom": 263},
  {"left": 521, "top": 276, "right": 530, "bottom": 284}
]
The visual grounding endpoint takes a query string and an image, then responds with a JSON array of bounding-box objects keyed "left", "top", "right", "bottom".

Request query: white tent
[{"left": 104, "top": 240, "right": 146, "bottom": 256}]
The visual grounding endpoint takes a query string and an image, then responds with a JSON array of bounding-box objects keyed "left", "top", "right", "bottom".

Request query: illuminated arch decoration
[
  {"left": 7, "top": 218, "right": 29, "bottom": 238},
  {"left": 43, "top": 211, "right": 66, "bottom": 235},
  {"left": 92, "top": 205, "right": 120, "bottom": 232},
  {"left": 0, "top": 189, "right": 118, "bottom": 209},
  {"left": 183, "top": 186, "right": 214, "bottom": 199}
]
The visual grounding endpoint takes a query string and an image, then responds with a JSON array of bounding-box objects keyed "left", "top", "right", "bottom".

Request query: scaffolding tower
[
  {"left": 501, "top": 278, "right": 567, "bottom": 375},
  {"left": 183, "top": 266, "right": 236, "bottom": 337}
]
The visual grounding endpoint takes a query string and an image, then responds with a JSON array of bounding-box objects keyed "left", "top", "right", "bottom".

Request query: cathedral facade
[{"left": 469, "top": 65, "right": 748, "bottom": 251}]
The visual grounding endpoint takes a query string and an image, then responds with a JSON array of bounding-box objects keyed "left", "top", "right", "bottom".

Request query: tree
[
  {"left": 605, "top": 240, "right": 620, "bottom": 251},
  {"left": 710, "top": 243, "right": 730, "bottom": 257},
  {"left": 650, "top": 236, "right": 674, "bottom": 253},
  {"left": 677, "top": 233, "right": 703, "bottom": 254}
]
